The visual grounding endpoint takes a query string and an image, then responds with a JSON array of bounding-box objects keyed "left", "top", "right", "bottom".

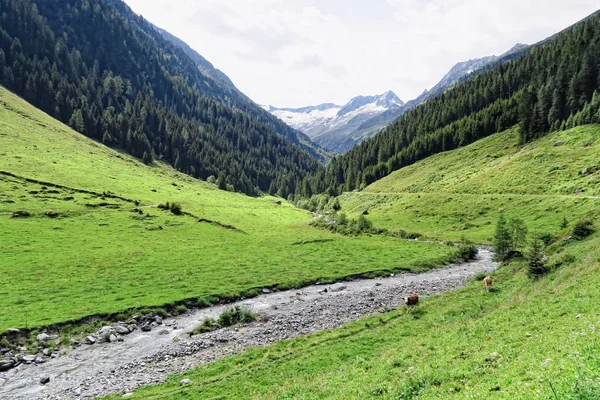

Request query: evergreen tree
[
  {"left": 217, "top": 172, "right": 228, "bottom": 191},
  {"left": 508, "top": 218, "right": 528, "bottom": 252},
  {"left": 68, "top": 109, "right": 85, "bottom": 133},
  {"left": 528, "top": 235, "right": 546, "bottom": 278},
  {"left": 493, "top": 213, "right": 512, "bottom": 261}
]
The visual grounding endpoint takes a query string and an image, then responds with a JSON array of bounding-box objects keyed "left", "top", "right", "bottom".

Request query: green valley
[
  {"left": 1, "top": 0, "right": 599, "bottom": 399},
  {"left": 0, "top": 87, "right": 456, "bottom": 332},
  {"left": 109, "top": 126, "right": 600, "bottom": 399}
]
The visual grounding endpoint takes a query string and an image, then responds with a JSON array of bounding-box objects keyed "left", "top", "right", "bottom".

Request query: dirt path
[{"left": 0, "top": 248, "right": 498, "bottom": 399}]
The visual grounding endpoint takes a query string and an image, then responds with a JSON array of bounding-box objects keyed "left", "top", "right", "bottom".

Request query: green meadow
[
  {"left": 341, "top": 127, "right": 600, "bottom": 242},
  {"left": 117, "top": 230, "right": 600, "bottom": 400},
  {"left": 0, "top": 87, "right": 455, "bottom": 332}
]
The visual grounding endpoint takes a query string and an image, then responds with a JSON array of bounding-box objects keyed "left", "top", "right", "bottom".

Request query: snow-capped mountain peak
[{"left": 263, "top": 91, "right": 403, "bottom": 151}]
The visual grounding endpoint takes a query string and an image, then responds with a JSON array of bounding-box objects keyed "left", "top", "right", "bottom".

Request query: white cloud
[{"left": 123, "top": 0, "right": 600, "bottom": 107}]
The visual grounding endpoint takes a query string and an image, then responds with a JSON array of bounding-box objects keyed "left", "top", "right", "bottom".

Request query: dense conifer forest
[
  {"left": 297, "top": 11, "right": 600, "bottom": 197},
  {"left": 0, "top": 0, "right": 323, "bottom": 196}
]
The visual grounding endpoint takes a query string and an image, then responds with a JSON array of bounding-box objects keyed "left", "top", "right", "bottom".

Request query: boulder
[
  {"left": 179, "top": 378, "right": 192, "bottom": 386},
  {"left": 40, "top": 376, "right": 50, "bottom": 385},
  {"left": 109, "top": 334, "right": 118, "bottom": 343},
  {"left": 329, "top": 283, "right": 347, "bottom": 292},
  {"left": 11, "top": 211, "right": 31, "bottom": 218},
  {"left": 42, "top": 348, "right": 51, "bottom": 356},
  {"left": 98, "top": 326, "right": 115, "bottom": 336},
  {"left": 37, "top": 333, "right": 51, "bottom": 342},
  {"left": 114, "top": 325, "right": 130, "bottom": 335},
  {"left": 22, "top": 354, "right": 36, "bottom": 363},
  {"left": 155, "top": 316, "right": 163, "bottom": 325},
  {"left": 0, "top": 359, "right": 15, "bottom": 371},
  {"left": 262, "top": 288, "right": 272, "bottom": 294},
  {"left": 553, "top": 141, "right": 565, "bottom": 147},
  {"left": 83, "top": 336, "right": 96, "bottom": 345},
  {"left": 34, "top": 356, "right": 44, "bottom": 364},
  {"left": 6, "top": 328, "right": 21, "bottom": 334},
  {"left": 141, "top": 325, "right": 152, "bottom": 332}
]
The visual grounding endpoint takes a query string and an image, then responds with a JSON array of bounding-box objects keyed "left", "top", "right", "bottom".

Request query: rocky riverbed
[{"left": 0, "top": 248, "right": 497, "bottom": 399}]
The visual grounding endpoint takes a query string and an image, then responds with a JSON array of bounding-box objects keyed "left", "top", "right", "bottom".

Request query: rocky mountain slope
[{"left": 264, "top": 91, "right": 404, "bottom": 153}]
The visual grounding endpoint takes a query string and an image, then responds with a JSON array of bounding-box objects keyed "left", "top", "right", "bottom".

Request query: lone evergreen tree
[
  {"left": 528, "top": 235, "right": 546, "bottom": 277},
  {"left": 493, "top": 213, "right": 512, "bottom": 261}
]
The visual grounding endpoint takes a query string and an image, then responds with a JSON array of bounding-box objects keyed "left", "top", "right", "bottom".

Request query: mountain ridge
[{"left": 264, "top": 91, "right": 404, "bottom": 152}]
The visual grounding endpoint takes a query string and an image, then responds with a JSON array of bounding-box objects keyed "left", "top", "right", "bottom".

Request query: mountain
[
  {"left": 152, "top": 25, "right": 330, "bottom": 162},
  {"left": 352, "top": 44, "right": 532, "bottom": 150},
  {"left": 299, "top": 9, "right": 600, "bottom": 197},
  {"left": 0, "top": 0, "right": 324, "bottom": 196},
  {"left": 153, "top": 26, "right": 240, "bottom": 94},
  {"left": 264, "top": 91, "right": 404, "bottom": 153}
]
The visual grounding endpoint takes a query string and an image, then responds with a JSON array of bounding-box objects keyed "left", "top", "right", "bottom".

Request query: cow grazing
[
  {"left": 404, "top": 294, "right": 419, "bottom": 306},
  {"left": 483, "top": 276, "right": 493, "bottom": 292}
]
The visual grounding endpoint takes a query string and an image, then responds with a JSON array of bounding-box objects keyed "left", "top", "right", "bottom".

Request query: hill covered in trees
[
  {"left": 0, "top": 0, "right": 324, "bottom": 196},
  {"left": 298, "top": 10, "right": 600, "bottom": 197}
]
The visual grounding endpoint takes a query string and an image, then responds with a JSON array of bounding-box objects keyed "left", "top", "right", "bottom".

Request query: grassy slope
[
  {"left": 120, "top": 129, "right": 600, "bottom": 399},
  {"left": 124, "top": 235, "right": 600, "bottom": 399},
  {"left": 340, "top": 126, "right": 600, "bottom": 242},
  {"left": 0, "top": 87, "right": 455, "bottom": 332}
]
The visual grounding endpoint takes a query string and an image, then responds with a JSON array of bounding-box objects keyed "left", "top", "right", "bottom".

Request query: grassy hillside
[
  {"left": 109, "top": 222, "right": 600, "bottom": 399},
  {"left": 0, "top": 87, "right": 456, "bottom": 332},
  {"left": 112, "top": 128, "right": 600, "bottom": 399},
  {"left": 340, "top": 126, "right": 600, "bottom": 242}
]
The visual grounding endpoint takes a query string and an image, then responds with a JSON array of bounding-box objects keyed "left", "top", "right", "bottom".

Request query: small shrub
[
  {"left": 174, "top": 305, "right": 188, "bottom": 315},
  {"left": 572, "top": 219, "right": 595, "bottom": 239},
  {"left": 0, "top": 337, "right": 11, "bottom": 349},
  {"left": 170, "top": 203, "right": 182, "bottom": 215},
  {"left": 538, "top": 233, "right": 557, "bottom": 246},
  {"left": 190, "top": 318, "right": 218, "bottom": 335},
  {"left": 218, "top": 306, "right": 256, "bottom": 327},
  {"left": 560, "top": 217, "right": 569, "bottom": 229},
  {"left": 454, "top": 244, "right": 478, "bottom": 262},
  {"left": 155, "top": 309, "right": 168, "bottom": 318},
  {"left": 357, "top": 215, "right": 373, "bottom": 232},
  {"left": 158, "top": 202, "right": 169, "bottom": 210}
]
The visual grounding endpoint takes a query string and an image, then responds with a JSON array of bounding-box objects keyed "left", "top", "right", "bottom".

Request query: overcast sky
[{"left": 123, "top": 0, "right": 600, "bottom": 108}]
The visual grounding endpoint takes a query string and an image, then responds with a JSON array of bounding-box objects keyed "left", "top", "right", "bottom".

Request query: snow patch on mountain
[{"left": 263, "top": 91, "right": 403, "bottom": 143}]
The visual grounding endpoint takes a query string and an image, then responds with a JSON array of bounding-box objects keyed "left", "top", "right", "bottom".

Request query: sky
[{"left": 123, "top": 0, "right": 600, "bottom": 108}]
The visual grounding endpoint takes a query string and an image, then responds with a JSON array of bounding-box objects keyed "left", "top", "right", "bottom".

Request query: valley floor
[{"left": 0, "top": 250, "right": 496, "bottom": 399}]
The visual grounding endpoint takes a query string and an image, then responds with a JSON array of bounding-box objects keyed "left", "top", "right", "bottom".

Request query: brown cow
[
  {"left": 404, "top": 294, "right": 419, "bottom": 306},
  {"left": 483, "top": 276, "right": 493, "bottom": 292}
]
